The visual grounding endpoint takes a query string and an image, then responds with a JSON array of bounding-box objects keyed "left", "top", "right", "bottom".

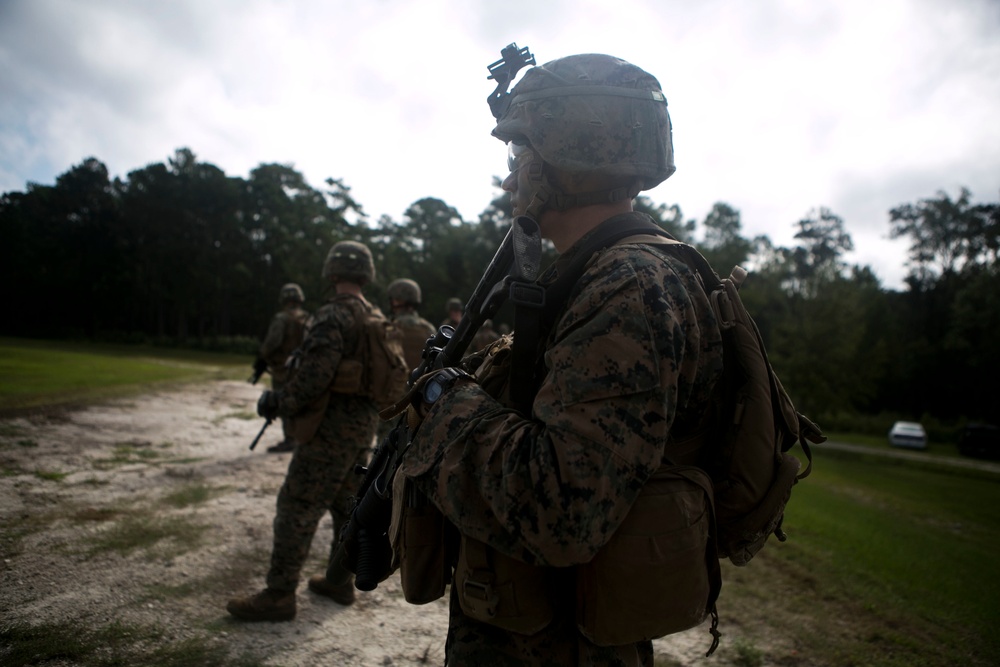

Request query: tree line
[{"left": 2, "top": 148, "right": 997, "bottom": 436}]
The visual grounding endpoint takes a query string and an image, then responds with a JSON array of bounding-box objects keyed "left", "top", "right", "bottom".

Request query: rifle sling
[{"left": 508, "top": 213, "right": 689, "bottom": 409}]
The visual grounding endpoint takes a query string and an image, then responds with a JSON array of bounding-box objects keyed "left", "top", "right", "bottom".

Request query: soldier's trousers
[{"left": 265, "top": 444, "right": 370, "bottom": 592}]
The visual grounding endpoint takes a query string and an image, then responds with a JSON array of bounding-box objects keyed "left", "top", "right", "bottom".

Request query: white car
[{"left": 888, "top": 421, "right": 928, "bottom": 450}]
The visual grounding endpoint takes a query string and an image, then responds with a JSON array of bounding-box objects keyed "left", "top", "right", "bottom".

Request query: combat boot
[
  {"left": 308, "top": 574, "right": 355, "bottom": 606},
  {"left": 266, "top": 439, "right": 295, "bottom": 453},
  {"left": 226, "top": 587, "right": 296, "bottom": 621}
]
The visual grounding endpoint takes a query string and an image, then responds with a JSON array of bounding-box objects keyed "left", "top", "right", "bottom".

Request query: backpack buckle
[
  {"left": 462, "top": 577, "right": 499, "bottom": 618},
  {"left": 508, "top": 280, "right": 546, "bottom": 309}
]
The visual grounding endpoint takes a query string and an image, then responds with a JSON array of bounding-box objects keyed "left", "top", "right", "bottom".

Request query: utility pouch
[
  {"left": 576, "top": 465, "right": 720, "bottom": 646},
  {"left": 472, "top": 334, "right": 514, "bottom": 404},
  {"left": 389, "top": 472, "right": 452, "bottom": 604},
  {"left": 330, "top": 358, "right": 363, "bottom": 395},
  {"left": 287, "top": 393, "right": 329, "bottom": 445},
  {"left": 455, "top": 535, "right": 554, "bottom": 635}
]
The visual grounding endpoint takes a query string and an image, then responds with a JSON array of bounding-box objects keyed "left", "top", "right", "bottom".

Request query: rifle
[
  {"left": 345, "top": 215, "right": 542, "bottom": 591},
  {"left": 248, "top": 417, "right": 272, "bottom": 451},
  {"left": 248, "top": 358, "right": 268, "bottom": 385}
]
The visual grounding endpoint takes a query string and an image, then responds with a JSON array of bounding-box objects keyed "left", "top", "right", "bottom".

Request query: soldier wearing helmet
[
  {"left": 387, "top": 278, "right": 436, "bottom": 370},
  {"left": 228, "top": 240, "right": 383, "bottom": 622},
  {"left": 255, "top": 283, "right": 309, "bottom": 453},
  {"left": 391, "top": 51, "right": 724, "bottom": 665},
  {"left": 440, "top": 296, "right": 463, "bottom": 329}
]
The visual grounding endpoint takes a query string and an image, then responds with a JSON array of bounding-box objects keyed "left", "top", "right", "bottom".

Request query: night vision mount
[{"left": 486, "top": 42, "right": 535, "bottom": 119}]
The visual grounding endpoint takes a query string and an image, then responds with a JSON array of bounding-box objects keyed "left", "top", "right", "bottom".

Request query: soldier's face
[{"left": 502, "top": 141, "right": 539, "bottom": 217}]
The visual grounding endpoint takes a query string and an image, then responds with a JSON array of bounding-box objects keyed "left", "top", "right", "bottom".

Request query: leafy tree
[
  {"left": 889, "top": 187, "right": 999, "bottom": 282},
  {"left": 634, "top": 196, "right": 695, "bottom": 241},
  {"left": 699, "top": 202, "right": 753, "bottom": 272},
  {"left": 785, "top": 207, "right": 853, "bottom": 297}
]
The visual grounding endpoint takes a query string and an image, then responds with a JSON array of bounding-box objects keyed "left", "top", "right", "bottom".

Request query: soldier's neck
[
  {"left": 335, "top": 282, "right": 363, "bottom": 298},
  {"left": 540, "top": 200, "right": 634, "bottom": 253}
]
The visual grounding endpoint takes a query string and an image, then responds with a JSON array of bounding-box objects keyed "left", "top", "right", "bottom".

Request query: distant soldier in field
[
  {"left": 471, "top": 318, "right": 501, "bottom": 351},
  {"left": 441, "top": 297, "right": 463, "bottom": 329},
  {"left": 227, "top": 241, "right": 382, "bottom": 622},
  {"left": 386, "top": 278, "right": 436, "bottom": 371},
  {"left": 254, "top": 283, "right": 309, "bottom": 453}
]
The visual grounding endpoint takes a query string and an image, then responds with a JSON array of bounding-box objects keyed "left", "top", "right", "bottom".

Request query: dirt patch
[{"left": 0, "top": 380, "right": 729, "bottom": 666}]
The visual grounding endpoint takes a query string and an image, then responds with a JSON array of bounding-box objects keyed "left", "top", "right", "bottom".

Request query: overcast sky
[{"left": 2, "top": 0, "right": 998, "bottom": 289}]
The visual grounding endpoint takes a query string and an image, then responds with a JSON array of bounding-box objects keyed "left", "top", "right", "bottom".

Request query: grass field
[
  {"left": 717, "top": 445, "right": 1000, "bottom": 666},
  {"left": 1, "top": 338, "right": 997, "bottom": 665},
  {"left": 0, "top": 337, "right": 248, "bottom": 411}
]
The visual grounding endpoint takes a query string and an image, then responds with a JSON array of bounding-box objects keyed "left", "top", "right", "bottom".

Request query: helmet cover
[
  {"left": 492, "top": 53, "right": 675, "bottom": 190},
  {"left": 322, "top": 240, "right": 375, "bottom": 284}
]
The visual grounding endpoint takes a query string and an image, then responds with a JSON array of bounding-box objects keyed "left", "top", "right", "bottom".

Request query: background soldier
[
  {"left": 228, "top": 241, "right": 382, "bottom": 622},
  {"left": 386, "top": 278, "right": 436, "bottom": 371},
  {"left": 254, "top": 283, "right": 309, "bottom": 453},
  {"left": 440, "top": 297, "right": 463, "bottom": 329},
  {"left": 470, "top": 318, "right": 500, "bottom": 351},
  {"left": 394, "top": 53, "right": 723, "bottom": 665}
]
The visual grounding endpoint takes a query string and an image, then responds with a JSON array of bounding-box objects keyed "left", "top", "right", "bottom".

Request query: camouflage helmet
[
  {"left": 278, "top": 283, "right": 304, "bottom": 304},
  {"left": 493, "top": 54, "right": 674, "bottom": 213},
  {"left": 387, "top": 278, "right": 422, "bottom": 305},
  {"left": 446, "top": 297, "right": 463, "bottom": 312},
  {"left": 322, "top": 240, "right": 375, "bottom": 285}
]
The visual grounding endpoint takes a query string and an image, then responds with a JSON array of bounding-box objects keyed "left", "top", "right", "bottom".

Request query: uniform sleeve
[
  {"left": 259, "top": 314, "right": 285, "bottom": 362},
  {"left": 277, "top": 306, "right": 348, "bottom": 416},
  {"left": 406, "top": 249, "right": 708, "bottom": 567}
]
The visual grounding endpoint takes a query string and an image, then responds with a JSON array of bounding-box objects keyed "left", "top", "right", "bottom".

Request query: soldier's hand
[
  {"left": 406, "top": 367, "right": 472, "bottom": 431},
  {"left": 257, "top": 390, "right": 280, "bottom": 420}
]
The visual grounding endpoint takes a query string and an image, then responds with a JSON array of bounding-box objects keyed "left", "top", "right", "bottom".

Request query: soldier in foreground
[
  {"left": 386, "top": 278, "right": 436, "bottom": 370},
  {"left": 252, "top": 283, "right": 309, "bottom": 453},
  {"left": 386, "top": 52, "right": 723, "bottom": 665},
  {"left": 227, "top": 241, "right": 382, "bottom": 621}
]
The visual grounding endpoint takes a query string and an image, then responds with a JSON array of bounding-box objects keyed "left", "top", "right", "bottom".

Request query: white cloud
[{"left": 1, "top": 0, "right": 998, "bottom": 289}]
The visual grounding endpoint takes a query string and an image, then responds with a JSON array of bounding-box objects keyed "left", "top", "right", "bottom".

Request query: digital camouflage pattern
[
  {"left": 323, "top": 240, "right": 376, "bottom": 285},
  {"left": 259, "top": 303, "right": 310, "bottom": 443},
  {"left": 266, "top": 297, "right": 379, "bottom": 593},
  {"left": 492, "top": 54, "right": 675, "bottom": 190},
  {"left": 402, "top": 212, "right": 724, "bottom": 666},
  {"left": 387, "top": 278, "right": 423, "bottom": 306},
  {"left": 392, "top": 309, "right": 436, "bottom": 371},
  {"left": 259, "top": 305, "right": 309, "bottom": 383}
]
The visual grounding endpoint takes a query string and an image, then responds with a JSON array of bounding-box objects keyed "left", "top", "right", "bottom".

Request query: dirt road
[{"left": 0, "top": 380, "right": 716, "bottom": 666}]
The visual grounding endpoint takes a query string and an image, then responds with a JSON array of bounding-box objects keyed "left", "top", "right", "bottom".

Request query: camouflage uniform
[
  {"left": 402, "top": 214, "right": 723, "bottom": 665},
  {"left": 259, "top": 302, "right": 309, "bottom": 443},
  {"left": 471, "top": 319, "right": 500, "bottom": 352},
  {"left": 393, "top": 309, "right": 436, "bottom": 371},
  {"left": 266, "top": 296, "right": 379, "bottom": 594}
]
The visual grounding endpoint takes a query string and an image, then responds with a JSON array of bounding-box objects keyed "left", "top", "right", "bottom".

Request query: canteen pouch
[
  {"left": 455, "top": 535, "right": 555, "bottom": 635},
  {"left": 389, "top": 471, "right": 451, "bottom": 604},
  {"left": 576, "top": 465, "right": 721, "bottom": 645},
  {"left": 287, "top": 393, "right": 329, "bottom": 445},
  {"left": 330, "top": 358, "right": 363, "bottom": 395}
]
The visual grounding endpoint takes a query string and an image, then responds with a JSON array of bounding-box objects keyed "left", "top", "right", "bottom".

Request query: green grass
[
  {"left": 33, "top": 469, "right": 69, "bottom": 482},
  {"left": 0, "top": 337, "right": 247, "bottom": 411},
  {"left": 717, "top": 447, "right": 1000, "bottom": 666},
  {"left": 0, "top": 619, "right": 264, "bottom": 667},
  {"left": 162, "top": 483, "right": 229, "bottom": 509},
  {"left": 82, "top": 515, "right": 211, "bottom": 559}
]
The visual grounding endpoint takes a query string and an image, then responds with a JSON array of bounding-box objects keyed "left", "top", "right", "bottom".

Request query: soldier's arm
[
  {"left": 259, "top": 314, "right": 286, "bottom": 361},
  {"left": 276, "top": 309, "right": 347, "bottom": 416},
  {"left": 406, "top": 249, "right": 707, "bottom": 568}
]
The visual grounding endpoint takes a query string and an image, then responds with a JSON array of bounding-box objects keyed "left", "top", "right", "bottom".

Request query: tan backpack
[
  {"left": 662, "top": 244, "right": 825, "bottom": 565},
  {"left": 330, "top": 295, "right": 409, "bottom": 410}
]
